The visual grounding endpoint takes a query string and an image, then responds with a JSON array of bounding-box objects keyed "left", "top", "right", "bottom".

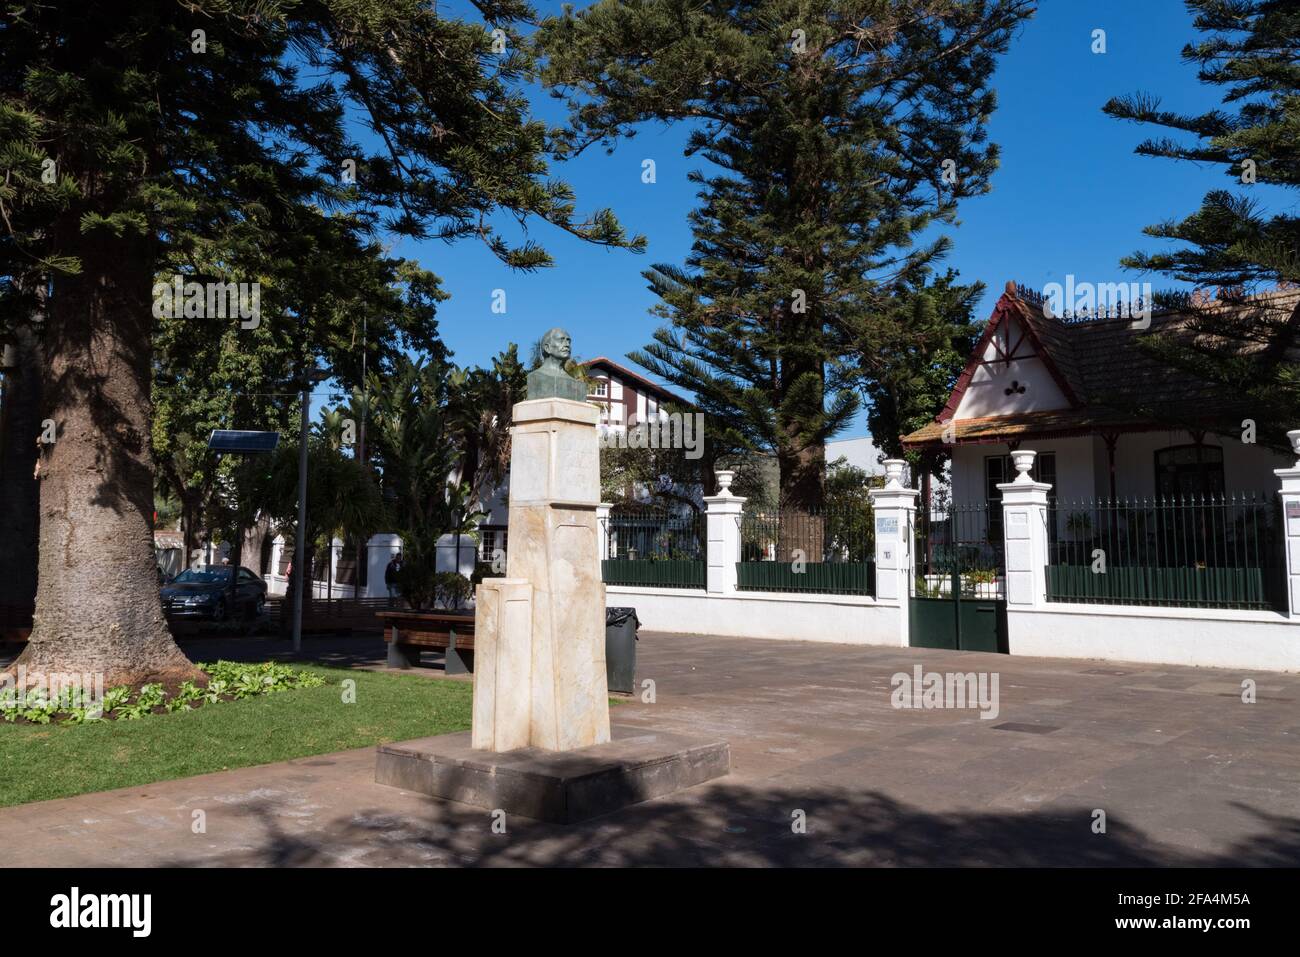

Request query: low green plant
[
  {"left": 393, "top": 554, "right": 438, "bottom": 609},
  {"left": 433, "top": 571, "right": 474, "bottom": 610},
  {"left": 914, "top": 576, "right": 944, "bottom": 598},
  {"left": 0, "top": 665, "right": 475, "bottom": 808},
  {"left": 966, "top": 567, "right": 1000, "bottom": 585},
  {"left": 19, "top": 691, "right": 55, "bottom": 725},
  {"left": 165, "top": 680, "right": 205, "bottom": 712},
  {"left": 0, "top": 661, "right": 326, "bottom": 726},
  {"left": 1, "top": 687, "right": 58, "bottom": 724},
  {"left": 62, "top": 703, "right": 105, "bottom": 724},
  {"left": 198, "top": 660, "right": 326, "bottom": 694},
  {"left": 0, "top": 688, "right": 17, "bottom": 723},
  {"left": 101, "top": 686, "right": 131, "bottom": 713}
]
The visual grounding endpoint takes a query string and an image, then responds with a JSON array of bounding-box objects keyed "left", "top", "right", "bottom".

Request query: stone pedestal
[
  {"left": 499, "top": 398, "right": 611, "bottom": 752},
  {"left": 377, "top": 725, "right": 730, "bottom": 824},
  {"left": 471, "top": 578, "right": 533, "bottom": 751},
  {"left": 377, "top": 384, "right": 730, "bottom": 822}
]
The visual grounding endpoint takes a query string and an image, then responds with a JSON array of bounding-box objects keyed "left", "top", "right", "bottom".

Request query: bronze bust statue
[{"left": 526, "top": 327, "right": 587, "bottom": 401}]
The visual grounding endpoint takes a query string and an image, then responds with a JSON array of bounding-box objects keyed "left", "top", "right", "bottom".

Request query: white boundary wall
[
  {"left": 613, "top": 584, "right": 1300, "bottom": 671},
  {"left": 1008, "top": 604, "right": 1298, "bottom": 672},
  {"left": 606, "top": 585, "right": 904, "bottom": 646},
  {"left": 992, "top": 446, "right": 1300, "bottom": 673},
  {"left": 602, "top": 455, "right": 1300, "bottom": 673}
]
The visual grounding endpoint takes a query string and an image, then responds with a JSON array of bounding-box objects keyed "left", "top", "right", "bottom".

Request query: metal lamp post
[{"left": 291, "top": 366, "right": 331, "bottom": 654}]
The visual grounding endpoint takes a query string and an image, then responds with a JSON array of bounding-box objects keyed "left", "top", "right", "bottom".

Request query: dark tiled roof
[
  {"left": 903, "top": 286, "right": 1299, "bottom": 448},
  {"left": 1017, "top": 302, "right": 1086, "bottom": 402}
]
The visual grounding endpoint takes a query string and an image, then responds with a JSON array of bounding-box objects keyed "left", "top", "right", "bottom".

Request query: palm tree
[
  {"left": 326, "top": 386, "right": 378, "bottom": 596},
  {"left": 363, "top": 355, "right": 464, "bottom": 607},
  {"left": 447, "top": 345, "right": 526, "bottom": 511},
  {"left": 314, "top": 408, "right": 353, "bottom": 451},
  {"left": 262, "top": 429, "right": 384, "bottom": 624}
]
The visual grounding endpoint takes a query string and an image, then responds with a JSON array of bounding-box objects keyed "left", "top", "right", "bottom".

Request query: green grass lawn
[{"left": 0, "top": 665, "right": 473, "bottom": 809}]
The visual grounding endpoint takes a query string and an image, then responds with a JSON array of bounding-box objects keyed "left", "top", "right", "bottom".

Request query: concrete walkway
[{"left": 3, "top": 633, "right": 1299, "bottom": 866}]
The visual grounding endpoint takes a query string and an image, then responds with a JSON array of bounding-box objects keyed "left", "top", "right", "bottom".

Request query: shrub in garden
[{"left": 0, "top": 661, "right": 326, "bottom": 726}]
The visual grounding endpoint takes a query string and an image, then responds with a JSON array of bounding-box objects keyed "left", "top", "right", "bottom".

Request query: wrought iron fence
[
  {"left": 913, "top": 502, "right": 1005, "bottom": 599},
  {"left": 738, "top": 505, "right": 875, "bottom": 595},
  {"left": 601, "top": 507, "right": 706, "bottom": 589},
  {"left": 1045, "top": 493, "right": 1286, "bottom": 611}
]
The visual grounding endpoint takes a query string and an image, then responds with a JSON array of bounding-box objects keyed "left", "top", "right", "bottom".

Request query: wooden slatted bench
[{"left": 376, "top": 610, "right": 476, "bottom": 674}]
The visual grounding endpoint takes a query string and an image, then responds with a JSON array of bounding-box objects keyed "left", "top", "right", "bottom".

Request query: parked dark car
[{"left": 161, "top": 565, "right": 267, "bottom": 622}]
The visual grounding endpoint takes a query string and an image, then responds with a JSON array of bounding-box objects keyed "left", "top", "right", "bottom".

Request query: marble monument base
[{"left": 375, "top": 725, "right": 730, "bottom": 824}]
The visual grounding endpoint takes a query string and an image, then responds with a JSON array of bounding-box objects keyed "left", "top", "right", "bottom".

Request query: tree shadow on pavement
[{"left": 164, "top": 782, "right": 1300, "bottom": 868}]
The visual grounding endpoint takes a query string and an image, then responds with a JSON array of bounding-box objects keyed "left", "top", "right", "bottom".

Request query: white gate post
[
  {"left": 367, "top": 534, "right": 402, "bottom": 600},
  {"left": 704, "top": 470, "right": 746, "bottom": 594},
  {"left": 869, "top": 459, "right": 919, "bottom": 647},
  {"left": 1275, "top": 430, "right": 1300, "bottom": 620},
  {"left": 329, "top": 536, "right": 343, "bottom": 597},
  {"left": 997, "top": 449, "right": 1052, "bottom": 610},
  {"left": 269, "top": 536, "right": 284, "bottom": 593}
]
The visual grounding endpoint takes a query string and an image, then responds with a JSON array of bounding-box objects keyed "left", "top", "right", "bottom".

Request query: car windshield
[{"left": 170, "top": 568, "right": 231, "bottom": 585}]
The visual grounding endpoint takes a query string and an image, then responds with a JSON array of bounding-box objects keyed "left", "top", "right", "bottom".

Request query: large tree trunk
[
  {"left": 178, "top": 489, "right": 207, "bottom": 570},
  {"left": 0, "top": 314, "right": 42, "bottom": 610},
  {"left": 778, "top": 441, "right": 825, "bottom": 511},
  {"left": 4, "top": 224, "right": 203, "bottom": 689},
  {"left": 776, "top": 352, "right": 826, "bottom": 560},
  {"left": 242, "top": 515, "right": 272, "bottom": 576},
  {"left": 226, "top": 526, "right": 241, "bottom": 567}
]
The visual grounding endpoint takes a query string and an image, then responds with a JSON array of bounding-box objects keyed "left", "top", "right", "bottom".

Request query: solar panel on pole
[{"left": 207, "top": 430, "right": 280, "bottom": 454}]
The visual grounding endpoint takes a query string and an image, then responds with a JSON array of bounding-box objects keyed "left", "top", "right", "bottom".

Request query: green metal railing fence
[
  {"left": 738, "top": 506, "right": 875, "bottom": 595},
  {"left": 1045, "top": 493, "right": 1286, "bottom": 611},
  {"left": 913, "top": 502, "right": 1005, "bottom": 599},
  {"left": 601, "top": 507, "right": 706, "bottom": 590}
]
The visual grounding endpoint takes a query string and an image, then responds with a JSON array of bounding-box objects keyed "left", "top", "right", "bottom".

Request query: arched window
[{"left": 1155, "top": 444, "right": 1224, "bottom": 499}]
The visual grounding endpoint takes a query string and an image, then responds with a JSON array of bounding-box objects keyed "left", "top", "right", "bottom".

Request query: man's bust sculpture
[{"left": 526, "top": 327, "right": 588, "bottom": 402}]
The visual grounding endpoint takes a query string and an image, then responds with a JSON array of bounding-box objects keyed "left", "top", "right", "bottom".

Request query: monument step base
[{"left": 375, "top": 724, "right": 730, "bottom": 824}]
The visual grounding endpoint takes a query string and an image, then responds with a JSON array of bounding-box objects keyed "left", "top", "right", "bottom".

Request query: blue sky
[{"left": 366, "top": 1, "right": 1284, "bottom": 436}]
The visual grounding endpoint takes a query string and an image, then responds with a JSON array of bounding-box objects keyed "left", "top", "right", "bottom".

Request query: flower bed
[{"left": 0, "top": 660, "right": 326, "bottom": 725}]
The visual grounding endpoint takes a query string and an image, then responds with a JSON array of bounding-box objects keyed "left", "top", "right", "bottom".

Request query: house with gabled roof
[
  {"left": 582, "top": 355, "right": 692, "bottom": 431},
  {"left": 901, "top": 281, "right": 1298, "bottom": 513}
]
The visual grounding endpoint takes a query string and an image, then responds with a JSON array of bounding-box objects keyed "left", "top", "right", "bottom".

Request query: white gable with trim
[{"left": 954, "top": 313, "right": 1070, "bottom": 419}]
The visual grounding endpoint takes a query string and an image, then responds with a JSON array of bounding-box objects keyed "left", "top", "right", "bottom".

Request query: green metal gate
[{"left": 909, "top": 503, "right": 1008, "bottom": 653}]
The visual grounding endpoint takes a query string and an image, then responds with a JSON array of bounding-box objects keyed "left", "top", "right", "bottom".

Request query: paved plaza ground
[{"left": 3, "top": 633, "right": 1299, "bottom": 866}]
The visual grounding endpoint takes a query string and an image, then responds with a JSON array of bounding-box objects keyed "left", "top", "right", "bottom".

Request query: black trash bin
[{"left": 605, "top": 607, "right": 640, "bottom": 694}]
